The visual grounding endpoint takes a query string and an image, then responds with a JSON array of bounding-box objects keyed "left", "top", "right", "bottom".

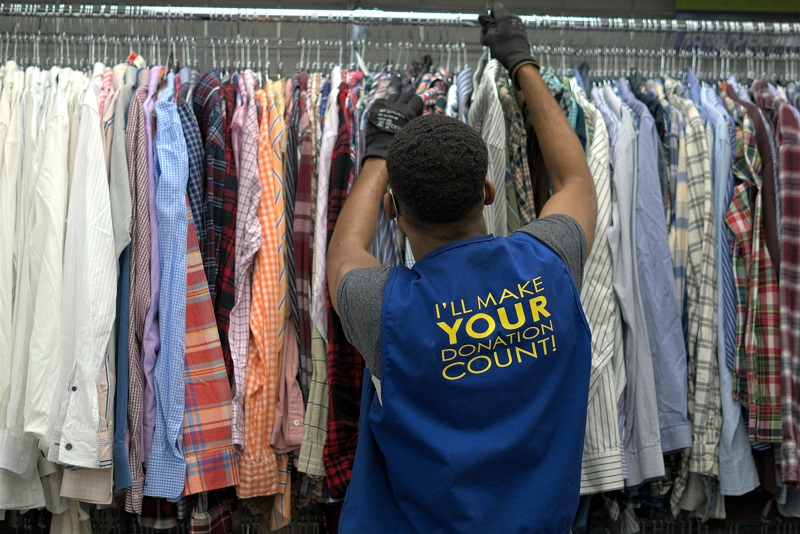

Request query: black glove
[
  {"left": 479, "top": 3, "right": 540, "bottom": 81},
  {"left": 363, "top": 80, "right": 424, "bottom": 163}
]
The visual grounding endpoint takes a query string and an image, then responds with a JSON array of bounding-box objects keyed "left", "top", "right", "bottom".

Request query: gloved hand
[
  {"left": 363, "top": 80, "right": 424, "bottom": 163},
  {"left": 479, "top": 3, "right": 540, "bottom": 81}
]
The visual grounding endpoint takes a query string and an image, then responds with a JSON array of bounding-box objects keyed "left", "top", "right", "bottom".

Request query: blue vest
[{"left": 339, "top": 233, "right": 592, "bottom": 534}]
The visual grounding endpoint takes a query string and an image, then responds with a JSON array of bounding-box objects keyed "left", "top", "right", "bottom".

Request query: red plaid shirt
[
  {"left": 294, "top": 73, "right": 315, "bottom": 400},
  {"left": 724, "top": 94, "right": 782, "bottom": 443},
  {"left": 324, "top": 84, "right": 365, "bottom": 498},
  {"left": 183, "top": 206, "right": 239, "bottom": 496},
  {"left": 753, "top": 83, "right": 800, "bottom": 481},
  {"left": 192, "top": 74, "right": 224, "bottom": 302},
  {"left": 778, "top": 100, "right": 800, "bottom": 482},
  {"left": 214, "top": 81, "right": 239, "bottom": 385}
]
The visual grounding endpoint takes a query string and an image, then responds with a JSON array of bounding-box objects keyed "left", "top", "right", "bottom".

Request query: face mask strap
[{"left": 389, "top": 188, "right": 400, "bottom": 219}]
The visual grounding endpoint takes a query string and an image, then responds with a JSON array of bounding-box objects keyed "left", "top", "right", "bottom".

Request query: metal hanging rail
[{"left": 0, "top": 4, "right": 799, "bottom": 35}]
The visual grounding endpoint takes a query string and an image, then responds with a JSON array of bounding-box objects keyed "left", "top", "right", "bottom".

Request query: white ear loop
[{"left": 389, "top": 188, "right": 399, "bottom": 219}]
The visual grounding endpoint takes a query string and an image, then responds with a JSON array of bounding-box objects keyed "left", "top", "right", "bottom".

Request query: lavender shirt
[{"left": 141, "top": 66, "right": 163, "bottom": 465}]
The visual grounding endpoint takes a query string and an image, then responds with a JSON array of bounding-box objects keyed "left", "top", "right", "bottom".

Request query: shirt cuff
[
  {"left": 53, "top": 429, "right": 100, "bottom": 468},
  {"left": 0, "top": 431, "right": 38, "bottom": 480}
]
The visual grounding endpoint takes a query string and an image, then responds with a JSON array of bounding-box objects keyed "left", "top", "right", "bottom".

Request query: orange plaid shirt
[{"left": 237, "top": 85, "right": 287, "bottom": 498}]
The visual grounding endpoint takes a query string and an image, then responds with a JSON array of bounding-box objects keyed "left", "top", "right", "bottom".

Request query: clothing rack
[
  {"left": 0, "top": 4, "right": 799, "bottom": 80},
  {"left": 0, "top": 4, "right": 798, "bottom": 33}
]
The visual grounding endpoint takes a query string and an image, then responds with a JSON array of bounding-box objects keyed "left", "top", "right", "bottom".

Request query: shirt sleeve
[
  {"left": 336, "top": 265, "right": 391, "bottom": 379},
  {"left": 515, "top": 214, "right": 588, "bottom": 292}
]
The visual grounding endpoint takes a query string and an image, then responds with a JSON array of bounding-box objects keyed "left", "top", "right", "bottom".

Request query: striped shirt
[
  {"left": 468, "top": 54, "right": 507, "bottom": 237},
  {"left": 311, "top": 67, "right": 342, "bottom": 342},
  {"left": 571, "top": 81, "right": 626, "bottom": 494},
  {"left": 49, "top": 83, "right": 118, "bottom": 470}
]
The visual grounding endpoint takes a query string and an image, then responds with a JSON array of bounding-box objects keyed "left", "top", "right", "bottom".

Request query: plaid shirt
[
  {"left": 293, "top": 72, "right": 315, "bottom": 401},
  {"left": 667, "top": 84, "right": 721, "bottom": 511},
  {"left": 214, "top": 81, "right": 240, "bottom": 385},
  {"left": 661, "top": 87, "right": 689, "bottom": 314},
  {"left": 145, "top": 76, "right": 190, "bottom": 501},
  {"left": 323, "top": 84, "right": 365, "bottom": 498},
  {"left": 182, "top": 206, "right": 239, "bottom": 496},
  {"left": 722, "top": 84, "right": 783, "bottom": 443},
  {"left": 237, "top": 85, "right": 284, "bottom": 499},
  {"left": 178, "top": 85, "right": 207, "bottom": 262},
  {"left": 415, "top": 67, "right": 452, "bottom": 115},
  {"left": 296, "top": 72, "right": 329, "bottom": 477},
  {"left": 189, "top": 490, "right": 234, "bottom": 534},
  {"left": 192, "top": 73, "right": 224, "bottom": 302},
  {"left": 773, "top": 94, "right": 800, "bottom": 482},
  {"left": 124, "top": 68, "right": 151, "bottom": 515},
  {"left": 497, "top": 78, "right": 536, "bottom": 228},
  {"left": 227, "top": 71, "right": 261, "bottom": 450}
]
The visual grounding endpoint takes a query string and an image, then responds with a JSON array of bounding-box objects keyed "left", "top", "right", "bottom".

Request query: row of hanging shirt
[
  {"left": 0, "top": 41, "right": 799, "bottom": 530},
  {"left": 0, "top": 50, "right": 477, "bottom": 533},
  {"left": 555, "top": 66, "right": 800, "bottom": 523}
]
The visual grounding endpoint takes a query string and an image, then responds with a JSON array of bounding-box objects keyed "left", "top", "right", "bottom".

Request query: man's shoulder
[{"left": 513, "top": 214, "right": 588, "bottom": 292}]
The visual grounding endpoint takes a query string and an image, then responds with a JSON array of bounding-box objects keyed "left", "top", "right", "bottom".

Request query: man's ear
[
  {"left": 384, "top": 192, "right": 397, "bottom": 220},
  {"left": 484, "top": 179, "right": 496, "bottom": 206}
]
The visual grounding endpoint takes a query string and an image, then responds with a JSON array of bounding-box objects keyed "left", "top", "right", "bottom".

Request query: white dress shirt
[
  {"left": 0, "top": 62, "right": 47, "bottom": 511},
  {"left": 48, "top": 80, "right": 117, "bottom": 469},
  {"left": 1, "top": 66, "right": 42, "bottom": 482},
  {"left": 23, "top": 67, "right": 70, "bottom": 450}
]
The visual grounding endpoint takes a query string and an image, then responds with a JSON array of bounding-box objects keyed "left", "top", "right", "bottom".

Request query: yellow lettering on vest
[
  {"left": 522, "top": 325, "right": 540, "bottom": 340},
  {"left": 541, "top": 319, "right": 554, "bottom": 335},
  {"left": 494, "top": 349, "right": 514, "bottom": 368},
  {"left": 517, "top": 280, "right": 535, "bottom": 297},
  {"left": 477, "top": 340, "right": 493, "bottom": 352},
  {"left": 532, "top": 276, "right": 544, "bottom": 293},
  {"left": 498, "top": 287, "right": 518, "bottom": 304},
  {"left": 436, "top": 318, "right": 463, "bottom": 345},
  {"left": 537, "top": 337, "right": 550, "bottom": 356},
  {"left": 442, "top": 362, "right": 466, "bottom": 381},
  {"left": 465, "top": 313, "right": 495, "bottom": 339},
  {"left": 477, "top": 292, "right": 497, "bottom": 310},
  {"left": 515, "top": 343, "right": 538, "bottom": 362},
  {"left": 492, "top": 335, "right": 508, "bottom": 347},
  {"left": 529, "top": 296, "right": 551, "bottom": 322},
  {"left": 467, "top": 355, "right": 492, "bottom": 375},
  {"left": 441, "top": 349, "right": 457, "bottom": 362},
  {"left": 458, "top": 344, "right": 476, "bottom": 357},
  {"left": 498, "top": 302, "right": 526, "bottom": 330}
]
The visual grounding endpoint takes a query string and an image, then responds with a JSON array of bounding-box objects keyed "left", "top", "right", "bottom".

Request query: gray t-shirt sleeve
[
  {"left": 337, "top": 265, "right": 391, "bottom": 380},
  {"left": 516, "top": 214, "right": 588, "bottom": 292}
]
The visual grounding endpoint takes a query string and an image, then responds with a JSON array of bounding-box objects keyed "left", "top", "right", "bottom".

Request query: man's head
[{"left": 385, "top": 113, "right": 491, "bottom": 232}]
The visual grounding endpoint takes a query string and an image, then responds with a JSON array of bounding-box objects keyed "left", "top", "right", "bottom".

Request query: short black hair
[{"left": 385, "top": 113, "right": 488, "bottom": 228}]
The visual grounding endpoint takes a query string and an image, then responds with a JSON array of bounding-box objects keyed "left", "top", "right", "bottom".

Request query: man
[{"left": 328, "top": 4, "right": 597, "bottom": 532}]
